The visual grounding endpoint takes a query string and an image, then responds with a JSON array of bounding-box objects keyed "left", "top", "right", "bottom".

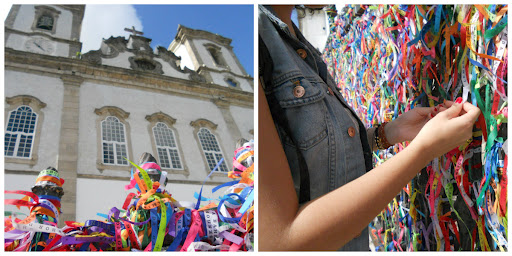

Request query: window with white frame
[
  {"left": 101, "top": 116, "right": 128, "bottom": 165},
  {"left": 153, "top": 122, "right": 183, "bottom": 169},
  {"left": 5, "top": 105, "right": 37, "bottom": 158},
  {"left": 197, "top": 127, "right": 228, "bottom": 172}
]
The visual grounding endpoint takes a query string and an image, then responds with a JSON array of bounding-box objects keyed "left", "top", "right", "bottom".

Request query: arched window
[
  {"left": 208, "top": 48, "right": 223, "bottom": 66},
  {"left": 32, "top": 6, "right": 60, "bottom": 34},
  {"left": 204, "top": 43, "right": 228, "bottom": 68},
  {"left": 36, "top": 14, "right": 54, "bottom": 30},
  {"left": 153, "top": 122, "right": 183, "bottom": 169},
  {"left": 5, "top": 106, "right": 37, "bottom": 158},
  {"left": 101, "top": 116, "right": 128, "bottom": 165},
  {"left": 197, "top": 127, "right": 228, "bottom": 172}
]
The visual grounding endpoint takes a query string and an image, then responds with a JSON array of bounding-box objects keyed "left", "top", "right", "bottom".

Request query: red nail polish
[
  {"left": 455, "top": 97, "right": 462, "bottom": 104},
  {"left": 434, "top": 107, "right": 437, "bottom": 112}
]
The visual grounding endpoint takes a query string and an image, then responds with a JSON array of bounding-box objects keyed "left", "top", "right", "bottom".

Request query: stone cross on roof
[{"left": 124, "top": 26, "right": 143, "bottom": 36}]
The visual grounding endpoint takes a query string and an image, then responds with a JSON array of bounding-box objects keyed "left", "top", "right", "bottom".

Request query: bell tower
[
  {"left": 168, "top": 25, "right": 253, "bottom": 92},
  {"left": 4, "top": 5, "right": 85, "bottom": 57}
]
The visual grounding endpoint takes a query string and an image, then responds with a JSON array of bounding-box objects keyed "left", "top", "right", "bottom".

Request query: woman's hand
[
  {"left": 410, "top": 100, "right": 481, "bottom": 159},
  {"left": 385, "top": 99, "right": 463, "bottom": 144},
  {"left": 385, "top": 106, "right": 434, "bottom": 144}
]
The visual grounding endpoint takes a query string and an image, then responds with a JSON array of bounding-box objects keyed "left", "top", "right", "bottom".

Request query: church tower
[
  {"left": 4, "top": 5, "right": 85, "bottom": 57},
  {"left": 169, "top": 25, "right": 253, "bottom": 92}
]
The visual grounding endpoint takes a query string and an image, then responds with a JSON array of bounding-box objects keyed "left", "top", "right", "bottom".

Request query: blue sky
[{"left": 81, "top": 5, "right": 254, "bottom": 76}]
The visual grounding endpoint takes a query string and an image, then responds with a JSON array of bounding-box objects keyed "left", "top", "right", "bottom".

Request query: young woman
[{"left": 258, "top": 5, "right": 481, "bottom": 251}]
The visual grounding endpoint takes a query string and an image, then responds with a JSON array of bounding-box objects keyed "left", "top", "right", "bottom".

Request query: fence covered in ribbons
[
  {"left": 323, "top": 4, "right": 507, "bottom": 251},
  {"left": 5, "top": 140, "right": 254, "bottom": 251}
]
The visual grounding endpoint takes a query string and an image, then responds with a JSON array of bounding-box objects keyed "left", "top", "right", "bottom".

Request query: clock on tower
[{"left": 24, "top": 37, "right": 56, "bottom": 54}]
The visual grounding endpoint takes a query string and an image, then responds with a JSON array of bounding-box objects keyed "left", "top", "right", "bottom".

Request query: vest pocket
[{"left": 271, "top": 76, "right": 328, "bottom": 150}]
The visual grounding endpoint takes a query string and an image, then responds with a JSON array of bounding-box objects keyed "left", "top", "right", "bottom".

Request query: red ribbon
[{"left": 180, "top": 210, "right": 204, "bottom": 251}]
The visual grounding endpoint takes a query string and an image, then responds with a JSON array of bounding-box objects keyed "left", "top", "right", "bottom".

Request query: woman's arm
[
  {"left": 258, "top": 84, "right": 480, "bottom": 251},
  {"left": 366, "top": 106, "right": 435, "bottom": 152}
]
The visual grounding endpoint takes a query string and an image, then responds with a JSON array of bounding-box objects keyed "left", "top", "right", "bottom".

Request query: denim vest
[{"left": 259, "top": 5, "right": 372, "bottom": 251}]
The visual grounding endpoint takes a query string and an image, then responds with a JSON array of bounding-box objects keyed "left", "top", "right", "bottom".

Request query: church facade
[{"left": 4, "top": 5, "right": 254, "bottom": 223}]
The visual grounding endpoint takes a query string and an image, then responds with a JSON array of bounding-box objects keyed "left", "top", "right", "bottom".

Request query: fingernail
[
  {"left": 455, "top": 97, "right": 462, "bottom": 104},
  {"left": 429, "top": 113, "right": 433, "bottom": 118},
  {"left": 433, "top": 107, "right": 438, "bottom": 112}
]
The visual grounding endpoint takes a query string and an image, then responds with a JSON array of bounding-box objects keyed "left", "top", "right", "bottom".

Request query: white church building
[{"left": 4, "top": 5, "right": 253, "bottom": 223}]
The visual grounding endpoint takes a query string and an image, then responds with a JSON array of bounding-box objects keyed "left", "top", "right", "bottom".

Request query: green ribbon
[
  {"left": 126, "top": 158, "right": 153, "bottom": 192},
  {"left": 153, "top": 198, "right": 167, "bottom": 251},
  {"left": 484, "top": 15, "right": 508, "bottom": 39}
]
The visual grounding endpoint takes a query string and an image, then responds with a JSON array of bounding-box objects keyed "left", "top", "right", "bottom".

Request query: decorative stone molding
[
  {"left": 4, "top": 95, "right": 47, "bottom": 167},
  {"left": 175, "top": 25, "right": 232, "bottom": 47},
  {"left": 82, "top": 35, "right": 211, "bottom": 80},
  {"left": 103, "top": 36, "right": 128, "bottom": 53},
  {"left": 128, "top": 56, "right": 163, "bottom": 74},
  {"left": 157, "top": 46, "right": 181, "bottom": 67},
  {"left": 6, "top": 95, "right": 47, "bottom": 110},
  {"left": 145, "top": 112, "right": 176, "bottom": 126},
  {"left": 128, "top": 36, "right": 153, "bottom": 53},
  {"left": 94, "top": 106, "right": 130, "bottom": 119},
  {"left": 146, "top": 112, "right": 189, "bottom": 176},
  {"left": 190, "top": 118, "right": 218, "bottom": 130},
  {"left": 31, "top": 5, "right": 61, "bottom": 35},
  {"left": 6, "top": 44, "right": 253, "bottom": 109},
  {"left": 94, "top": 106, "right": 133, "bottom": 172},
  {"left": 82, "top": 36, "right": 126, "bottom": 64}
]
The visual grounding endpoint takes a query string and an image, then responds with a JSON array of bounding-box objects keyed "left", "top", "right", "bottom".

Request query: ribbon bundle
[
  {"left": 323, "top": 4, "right": 507, "bottom": 251},
  {"left": 5, "top": 140, "right": 254, "bottom": 251},
  {"left": 5, "top": 168, "right": 64, "bottom": 251}
]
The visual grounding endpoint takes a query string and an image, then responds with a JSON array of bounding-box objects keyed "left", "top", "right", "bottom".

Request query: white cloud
[{"left": 80, "top": 5, "right": 142, "bottom": 54}]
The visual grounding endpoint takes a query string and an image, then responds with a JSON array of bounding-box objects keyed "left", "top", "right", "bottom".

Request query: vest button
[
  {"left": 296, "top": 49, "right": 307, "bottom": 59},
  {"left": 348, "top": 127, "right": 356, "bottom": 137},
  {"left": 293, "top": 86, "right": 305, "bottom": 98}
]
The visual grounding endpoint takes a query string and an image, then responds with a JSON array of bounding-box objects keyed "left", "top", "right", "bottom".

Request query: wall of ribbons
[
  {"left": 5, "top": 142, "right": 254, "bottom": 251},
  {"left": 323, "top": 5, "right": 507, "bottom": 251}
]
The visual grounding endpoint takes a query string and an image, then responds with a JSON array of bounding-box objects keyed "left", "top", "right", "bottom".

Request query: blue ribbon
[
  {"left": 212, "top": 180, "right": 239, "bottom": 193},
  {"left": 218, "top": 193, "right": 245, "bottom": 223},
  {"left": 195, "top": 158, "right": 224, "bottom": 210},
  {"left": 150, "top": 208, "right": 158, "bottom": 251}
]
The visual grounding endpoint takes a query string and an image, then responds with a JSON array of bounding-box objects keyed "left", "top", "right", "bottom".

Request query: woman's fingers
[
  {"left": 442, "top": 100, "right": 455, "bottom": 108},
  {"left": 437, "top": 101, "right": 464, "bottom": 119},
  {"left": 453, "top": 102, "right": 481, "bottom": 124},
  {"left": 415, "top": 106, "right": 435, "bottom": 116},
  {"left": 430, "top": 98, "right": 478, "bottom": 118}
]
